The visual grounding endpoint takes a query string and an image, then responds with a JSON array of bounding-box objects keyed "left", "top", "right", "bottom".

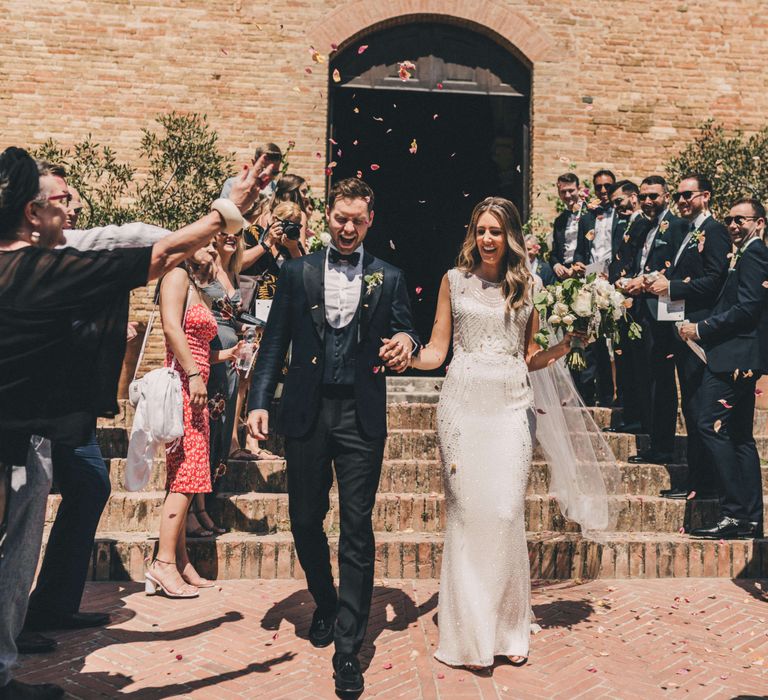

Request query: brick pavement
[{"left": 15, "top": 578, "right": 768, "bottom": 699}]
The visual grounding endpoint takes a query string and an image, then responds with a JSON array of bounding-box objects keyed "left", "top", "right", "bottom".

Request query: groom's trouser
[{"left": 285, "top": 386, "right": 385, "bottom": 655}]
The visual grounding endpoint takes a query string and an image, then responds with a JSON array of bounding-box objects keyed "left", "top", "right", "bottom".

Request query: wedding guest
[
  {"left": 147, "top": 244, "right": 242, "bottom": 596},
  {"left": 549, "top": 173, "right": 589, "bottom": 280},
  {"left": 681, "top": 198, "right": 768, "bottom": 539},
  {"left": 645, "top": 174, "right": 730, "bottom": 498},
  {"left": 231, "top": 199, "right": 306, "bottom": 460},
  {"left": 623, "top": 176, "right": 687, "bottom": 465},
  {"left": 526, "top": 235, "right": 556, "bottom": 286},
  {"left": 220, "top": 142, "right": 282, "bottom": 199},
  {"left": 0, "top": 146, "right": 266, "bottom": 700},
  {"left": 603, "top": 180, "right": 646, "bottom": 433}
]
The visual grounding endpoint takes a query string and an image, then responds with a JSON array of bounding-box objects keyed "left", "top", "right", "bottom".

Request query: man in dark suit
[
  {"left": 622, "top": 176, "right": 688, "bottom": 464},
  {"left": 680, "top": 198, "right": 768, "bottom": 539},
  {"left": 549, "top": 173, "right": 589, "bottom": 281},
  {"left": 247, "top": 178, "right": 419, "bottom": 693},
  {"left": 604, "top": 180, "right": 649, "bottom": 433},
  {"left": 646, "top": 174, "right": 730, "bottom": 498}
]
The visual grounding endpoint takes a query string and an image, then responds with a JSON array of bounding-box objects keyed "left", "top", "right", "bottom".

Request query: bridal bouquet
[{"left": 533, "top": 274, "right": 641, "bottom": 371}]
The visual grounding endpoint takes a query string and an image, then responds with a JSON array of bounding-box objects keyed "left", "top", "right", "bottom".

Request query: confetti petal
[
  {"left": 433, "top": 114, "right": 439, "bottom": 120},
  {"left": 437, "top": 82, "right": 443, "bottom": 89},
  {"left": 713, "top": 419, "right": 722, "bottom": 433},
  {"left": 329, "top": 137, "right": 338, "bottom": 145},
  {"left": 536, "top": 408, "right": 547, "bottom": 414},
  {"left": 373, "top": 116, "right": 384, "bottom": 122},
  {"left": 398, "top": 60, "right": 416, "bottom": 81},
  {"left": 305, "top": 67, "right": 313, "bottom": 74},
  {"left": 310, "top": 48, "right": 325, "bottom": 63},
  {"left": 382, "top": 662, "right": 393, "bottom": 669},
  {"left": 358, "top": 44, "right": 369, "bottom": 54},
  {"left": 353, "top": 107, "right": 359, "bottom": 113},
  {"left": 353, "top": 139, "right": 359, "bottom": 145},
  {"left": 175, "top": 654, "right": 183, "bottom": 660},
  {"left": 717, "top": 399, "right": 733, "bottom": 409},
  {"left": 356, "top": 170, "right": 363, "bottom": 178},
  {"left": 389, "top": 240, "right": 396, "bottom": 249},
  {"left": 415, "top": 286, "right": 423, "bottom": 294},
  {"left": 409, "top": 139, "right": 418, "bottom": 154},
  {"left": 332, "top": 68, "right": 341, "bottom": 83},
  {"left": 370, "top": 164, "right": 380, "bottom": 171}
]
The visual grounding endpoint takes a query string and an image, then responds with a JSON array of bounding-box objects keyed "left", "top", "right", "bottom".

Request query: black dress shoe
[
  {"left": 16, "top": 630, "right": 57, "bottom": 654},
  {"left": 333, "top": 652, "right": 364, "bottom": 694},
  {"left": 660, "top": 488, "right": 688, "bottom": 499},
  {"left": 628, "top": 451, "right": 674, "bottom": 465},
  {"left": 0, "top": 679, "right": 64, "bottom": 699},
  {"left": 26, "top": 610, "right": 110, "bottom": 632},
  {"left": 690, "top": 516, "right": 756, "bottom": 539},
  {"left": 308, "top": 609, "right": 335, "bottom": 648}
]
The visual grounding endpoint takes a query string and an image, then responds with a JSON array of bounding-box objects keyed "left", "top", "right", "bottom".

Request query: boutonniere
[
  {"left": 659, "top": 220, "right": 669, "bottom": 234},
  {"left": 364, "top": 271, "right": 384, "bottom": 295},
  {"left": 689, "top": 228, "right": 706, "bottom": 253}
]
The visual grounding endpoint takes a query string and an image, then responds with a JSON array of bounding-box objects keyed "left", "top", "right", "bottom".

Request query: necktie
[{"left": 329, "top": 248, "right": 360, "bottom": 266}]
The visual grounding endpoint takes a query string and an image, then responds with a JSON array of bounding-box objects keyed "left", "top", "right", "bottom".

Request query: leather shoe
[
  {"left": 0, "top": 679, "right": 64, "bottom": 699},
  {"left": 690, "top": 516, "right": 757, "bottom": 539},
  {"left": 628, "top": 451, "right": 674, "bottom": 465},
  {"left": 333, "top": 652, "right": 364, "bottom": 694},
  {"left": 16, "top": 630, "right": 57, "bottom": 654},
  {"left": 308, "top": 609, "right": 335, "bottom": 648},
  {"left": 660, "top": 488, "right": 688, "bottom": 499},
  {"left": 25, "top": 610, "right": 110, "bottom": 632}
]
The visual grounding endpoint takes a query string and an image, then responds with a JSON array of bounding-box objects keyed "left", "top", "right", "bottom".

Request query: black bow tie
[{"left": 329, "top": 248, "right": 360, "bottom": 266}]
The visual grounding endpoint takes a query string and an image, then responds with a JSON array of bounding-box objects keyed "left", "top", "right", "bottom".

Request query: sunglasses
[
  {"left": 638, "top": 193, "right": 663, "bottom": 202},
  {"left": 672, "top": 190, "right": 703, "bottom": 202},
  {"left": 611, "top": 197, "right": 628, "bottom": 207},
  {"left": 724, "top": 215, "right": 758, "bottom": 226},
  {"left": 217, "top": 230, "right": 243, "bottom": 238},
  {"left": 207, "top": 392, "right": 226, "bottom": 420},
  {"left": 594, "top": 183, "right": 613, "bottom": 191}
]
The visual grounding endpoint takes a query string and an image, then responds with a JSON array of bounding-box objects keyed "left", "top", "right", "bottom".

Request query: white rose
[
  {"left": 553, "top": 302, "right": 569, "bottom": 318},
  {"left": 612, "top": 306, "right": 624, "bottom": 321},
  {"left": 320, "top": 232, "right": 332, "bottom": 246},
  {"left": 549, "top": 314, "right": 562, "bottom": 325},
  {"left": 609, "top": 291, "right": 625, "bottom": 309},
  {"left": 595, "top": 293, "right": 610, "bottom": 310},
  {"left": 561, "top": 314, "right": 575, "bottom": 326},
  {"left": 572, "top": 289, "right": 594, "bottom": 317}
]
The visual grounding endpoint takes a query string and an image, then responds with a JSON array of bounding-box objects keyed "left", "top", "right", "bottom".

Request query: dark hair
[
  {"left": 556, "top": 172, "right": 580, "bottom": 187},
  {"left": 37, "top": 161, "right": 67, "bottom": 179},
  {"left": 732, "top": 197, "right": 767, "bottom": 221},
  {"left": 272, "top": 174, "right": 307, "bottom": 213},
  {"left": 593, "top": 169, "right": 616, "bottom": 183},
  {"left": 254, "top": 142, "right": 282, "bottom": 161},
  {"left": 681, "top": 173, "right": 712, "bottom": 194},
  {"left": 611, "top": 179, "right": 639, "bottom": 196},
  {"left": 0, "top": 147, "right": 41, "bottom": 240},
  {"left": 328, "top": 178, "right": 375, "bottom": 212},
  {"left": 641, "top": 175, "right": 668, "bottom": 191}
]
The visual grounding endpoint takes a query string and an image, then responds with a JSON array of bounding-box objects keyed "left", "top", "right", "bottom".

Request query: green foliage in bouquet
[
  {"left": 533, "top": 274, "right": 640, "bottom": 371},
  {"left": 666, "top": 120, "right": 768, "bottom": 219}
]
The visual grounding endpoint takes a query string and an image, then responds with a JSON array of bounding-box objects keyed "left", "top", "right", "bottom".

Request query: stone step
[
  {"left": 98, "top": 398, "right": 768, "bottom": 435},
  {"left": 49, "top": 490, "right": 768, "bottom": 535},
  {"left": 64, "top": 530, "right": 768, "bottom": 582},
  {"left": 103, "top": 457, "right": 768, "bottom": 497}
]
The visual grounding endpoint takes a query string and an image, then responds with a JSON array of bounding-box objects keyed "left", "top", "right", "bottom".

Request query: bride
[{"left": 410, "top": 197, "right": 613, "bottom": 670}]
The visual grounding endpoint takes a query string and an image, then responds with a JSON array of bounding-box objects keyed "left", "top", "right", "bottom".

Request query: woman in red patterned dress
[{"left": 146, "top": 242, "right": 241, "bottom": 598}]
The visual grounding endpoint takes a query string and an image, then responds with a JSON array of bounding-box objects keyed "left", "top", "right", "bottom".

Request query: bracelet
[
  {"left": 210, "top": 198, "right": 246, "bottom": 235},
  {"left": 187, "top": 371, "right": 200, "bottom": 379}
]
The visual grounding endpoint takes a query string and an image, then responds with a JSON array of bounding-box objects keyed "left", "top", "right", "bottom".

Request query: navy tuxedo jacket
[
  {"left": 698, "top": 238, "right": 768, "bottom": 375},
  {"left": 248, "top": 250, "right": 419, "bottom": 439},
  {"left": 668, "top": 215, "right": 730, "bottom": 323}
]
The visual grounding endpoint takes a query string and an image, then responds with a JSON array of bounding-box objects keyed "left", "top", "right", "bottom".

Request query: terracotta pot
[{"left": 117, "top": 322, "right": 147, "bottom": 399}]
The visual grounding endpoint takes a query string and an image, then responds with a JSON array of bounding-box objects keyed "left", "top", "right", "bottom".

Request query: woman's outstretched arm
[
  {"left": 410, "top": 273, "right": 452, "bottom": 371},
  {"left": 524, "top": 308, "right": 575, "bottom": 372}
]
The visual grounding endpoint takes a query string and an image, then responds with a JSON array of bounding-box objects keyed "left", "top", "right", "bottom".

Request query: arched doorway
[{"left": 327, "top": 21, "right": 531, "bottom": 355}]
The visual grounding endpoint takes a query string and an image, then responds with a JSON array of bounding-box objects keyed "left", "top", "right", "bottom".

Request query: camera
[
  {"left": 211, "top": 297, "right": 265, "bottom": 331},
  {"left": 279, "top": 218, "right": 302, "bottom": 241}
]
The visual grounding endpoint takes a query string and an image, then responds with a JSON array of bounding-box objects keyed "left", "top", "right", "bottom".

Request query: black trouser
[
  {"left": 632, "top": 307, "right": 677, "bottom": 453},
  {"left": 571, "top": 339, "right": 614, "bottom": 407},
  {"left": 697, "top": 368, "right": 763, "bottom": 524},
  {"left": 615, "top": 321, "right": 640, "bottom": 424},
  {"left": 28, "top": 428, "right": 111, "bottom": 618},
  {"left": 674, "top": 341, "right": 717, "bottom": 492},
  {"left": 285, "top": 386, "right": 385, "bottom": 655}
]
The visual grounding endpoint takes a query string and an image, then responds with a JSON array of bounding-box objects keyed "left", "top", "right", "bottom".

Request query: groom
[{"left": 247, "top": 178, "right": 419, "bottom": 693}]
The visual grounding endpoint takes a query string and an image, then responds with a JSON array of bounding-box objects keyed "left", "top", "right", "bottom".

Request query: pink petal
[
  {"left": 415, "top": 286, "right": 423, "bottom": 295},
  {"left": 382, "top": 662, "right": 393, "bottom": 669},
  {"left": 358, "top": 44, "right": 369, "bottom": 54},
  {"left": 718, "top": 399, "right": 733, "bottom": 409},
  {"left": 370, "top": 164, "right": 380, "bottom": 171},
  {"left": 175, "top": 654, "right": 183, "bottom": 660}
]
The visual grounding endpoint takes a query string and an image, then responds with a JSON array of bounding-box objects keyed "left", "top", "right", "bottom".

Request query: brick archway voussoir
[{"left": 308, "top": 0, "right": 559, "bottom": 65}]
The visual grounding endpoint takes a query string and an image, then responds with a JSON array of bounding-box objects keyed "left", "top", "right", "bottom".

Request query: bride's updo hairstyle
[{"left": 457, "top": 196, "right": 532, "bottom": 313}]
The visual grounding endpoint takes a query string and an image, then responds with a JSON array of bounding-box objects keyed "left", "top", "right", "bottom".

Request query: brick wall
[{"left": 3, "top": 0, "right": 765, "bottom": 366}]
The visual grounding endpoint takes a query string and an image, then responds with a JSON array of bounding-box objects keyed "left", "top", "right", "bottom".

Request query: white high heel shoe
[{"left": 144, "top": 558, "right": 199, "bottom": 598}]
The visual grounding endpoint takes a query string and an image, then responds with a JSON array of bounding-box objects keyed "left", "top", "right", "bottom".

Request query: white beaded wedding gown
[{"left": 435, "top": 268, "right": 535, "bottom": 667}]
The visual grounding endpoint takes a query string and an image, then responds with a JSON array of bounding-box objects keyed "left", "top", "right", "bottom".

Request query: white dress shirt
[
  {"left": 640, "top": 208, "right": 669, "bottom": 271},
  {"left": 673, "top": 211, "right": 710, "bottom": 267},
  {"left": 324, "top": 244, "right": 363, "bottom": 329},
  {"left": 590, "top": 207, "right": 615, "bottom": 265},
  {"left": 563, "top": 211, "right": 581, "bottom": 263}
]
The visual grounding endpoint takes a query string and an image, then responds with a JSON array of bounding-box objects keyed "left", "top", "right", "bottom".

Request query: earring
[{"left": 30, "top": 232, "right": 41, "bottom": 245}]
